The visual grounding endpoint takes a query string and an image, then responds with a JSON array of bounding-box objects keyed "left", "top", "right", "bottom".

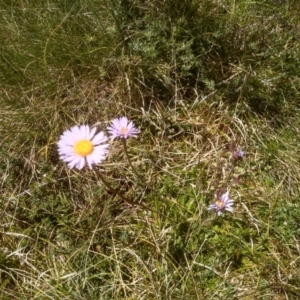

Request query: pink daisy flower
[
  {"left": 208, "top": 191, "right": 234, "bottom": 216},
  {"left": 233, "top": 149, "right": 244, "bottom": 159},
  {"left": 57, "top": 125, "right": 109, "bottom": 170},
  {"left": 107, "top": 117, "right": 139, "bottom": 140}
]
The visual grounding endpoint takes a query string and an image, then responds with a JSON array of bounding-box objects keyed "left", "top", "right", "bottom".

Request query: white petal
[
  {"left": 221, "top": 191, "right": 229, "bottom": 202},
  {"left": 70, "top": 125, "right": 81, "bottom": 137},
  {"left": 68, "top": 156, "right": 82, "bottom": 169},
  {"left": 120, "top": 117, "right": 128, "bottom": 127},
  {"left": 86, "top": 155, "right": 95, "bottom": 169},
  {"left": 77, "top": 157, "right": 86, "bottom": 169},
  {"left": 225, "top": 207, "right": 233, "bottom": 212},
  {"left": 92, "top": 132, "right": 108, "bottom": 144},
  {"left": 89, "top": 127, "right": 97, "bottom": 140}
]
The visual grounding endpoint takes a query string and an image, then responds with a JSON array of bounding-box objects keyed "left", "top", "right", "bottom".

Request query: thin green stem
[
  {"left": 122, "top": 138, "right": 141, "bottom": 180},
  {"left": 95, "top": 168, "right": 132, "bottom": 204},
  {"left": 94, "top": 168, "right": 156, "bottom": 212}
]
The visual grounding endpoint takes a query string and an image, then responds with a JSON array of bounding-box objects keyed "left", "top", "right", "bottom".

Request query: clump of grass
[{"left": 1, "top": 0, "right": 300, "bottom": 299}]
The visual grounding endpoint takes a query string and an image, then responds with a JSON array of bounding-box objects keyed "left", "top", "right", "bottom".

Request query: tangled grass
[{"left": 1, "top": 0, "right": 300, "bottom": 299}]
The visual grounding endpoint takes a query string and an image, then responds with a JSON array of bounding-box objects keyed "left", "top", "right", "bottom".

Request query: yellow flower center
[
  {"left": 215, "top": 200, "right": 224, "bottom": 208},
  {"left": 121, "top": 127, "right": 128, "bottom": 134},
  {"left": 74, "top": 139, "right": 94, "bottom": 156}
]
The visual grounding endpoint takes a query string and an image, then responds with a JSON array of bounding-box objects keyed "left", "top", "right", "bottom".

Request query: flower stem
[
  {"left": 122, "top": 138, "right": 141, "bottom": 180},
  {"left": 95, "top": 169, "right": 131, "bottom": 203},
  {"left": 94, "top": 168, "right": 156, "bottom": 212}
]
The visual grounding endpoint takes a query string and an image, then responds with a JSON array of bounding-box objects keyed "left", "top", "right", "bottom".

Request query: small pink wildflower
[
  {"left": 233, "top": 149, "right": 244, "bottom": 159},
  {"left": 208, "top": 191, "right": 234, "bottom": 216},
  {"left": 107, "top": 117, "right": 139, "bottom": 140}
]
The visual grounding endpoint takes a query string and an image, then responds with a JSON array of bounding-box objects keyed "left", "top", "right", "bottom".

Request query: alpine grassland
[{"left": 1, "top": 0, "right": 300, "bottom": 299}]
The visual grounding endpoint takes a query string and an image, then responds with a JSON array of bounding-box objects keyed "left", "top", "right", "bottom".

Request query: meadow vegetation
[{"left": 1, "top": 0, "right": 300, "bottom": 299}]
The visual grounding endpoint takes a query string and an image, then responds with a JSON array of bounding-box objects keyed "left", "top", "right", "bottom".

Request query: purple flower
[
  {"left": 233, "top": 149, "right": 244, "bottom": 159},
  {"left": 57, "top": 125, "right": 109, "bottom": 170},
  {"left": 107, "top": 117, "right": 139, "bottom": 140},
  {"left": 208, "top": 191, "right": 234, "bottom": 216}
]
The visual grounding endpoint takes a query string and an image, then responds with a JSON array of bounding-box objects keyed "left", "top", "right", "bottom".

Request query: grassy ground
[{"left": 1, "top": 0, "right": 300, "bottom": 299}]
